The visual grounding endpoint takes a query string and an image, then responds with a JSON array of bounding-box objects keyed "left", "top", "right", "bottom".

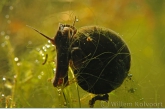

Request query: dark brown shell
[{"left": 70, "top": 26, "right": 131, "bottom": 94}]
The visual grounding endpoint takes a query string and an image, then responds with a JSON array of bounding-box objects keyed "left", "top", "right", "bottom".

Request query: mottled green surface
[{"left": 0, "top": 0, "right": 165, "bottom": 108}]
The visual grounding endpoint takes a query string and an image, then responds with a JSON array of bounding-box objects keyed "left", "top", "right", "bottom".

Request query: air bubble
[
  {"left": 2, "top": 77, "right": 6, "bottom": 81},
  {"left": 5, "top": 15, "right": 9, "bottom": 19},
  {"left": 76, "top": 18, "right": 79, "bottom": 22},
  {"left": 1, "top": 94, "right": 5, "bottom": 97},
  {"left": 42, "top": 46, "right": 46, "bottom": 50},
  {"left": 14, "top": 57, "right": 19, "bottom": 62},
  {"left": 48, "top": 40, "right": 51, "bottom": 43},
  {"left": 5, "top": 35, "right": 10, "bottom": 40},
  {"left": 45, "top": 44, "right": 50, "bottom": 48},
  {"left": 9, "top": 6, "right": 13, "bottom": 10}
]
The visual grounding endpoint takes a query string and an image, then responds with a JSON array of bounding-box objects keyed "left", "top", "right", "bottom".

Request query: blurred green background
[{"left": 0, "top": 0, "right": 165, "bottom": 108}]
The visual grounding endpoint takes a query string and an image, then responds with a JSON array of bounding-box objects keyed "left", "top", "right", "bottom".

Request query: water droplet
[
  {"left": 53, "top": 68, "right": 56, "bottom": 72},
  {"left": 9, "top": 6, "right": 14, "bottom": 10},
  {"left": 5, "top": 35, "right": 10, "bottom": 40},
  {"left": 14, "top": 57, "right": 19, "bottom": 62},
  {"left": 2, "top": 77, "right": 6, "bottom": 81},
  {"left": 5, "top": 15, "right": 9, "bottom": 19},
  {"left": 1, "top": 94, "right": 5, "bottom": 97},
  {"left": 1, "top": 31, "right": 5, "bottom": 36}
]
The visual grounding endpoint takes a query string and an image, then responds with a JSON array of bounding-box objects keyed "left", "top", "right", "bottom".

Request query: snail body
[{"left": 29, "top": 23, "right": 131, "bottom": 106}]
